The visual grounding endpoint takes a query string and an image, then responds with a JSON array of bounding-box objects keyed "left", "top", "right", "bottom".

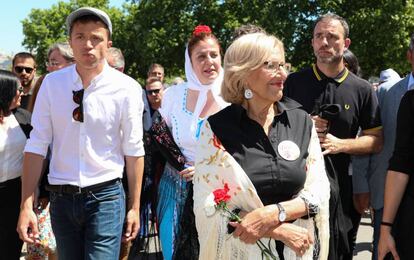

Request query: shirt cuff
[{"left": 24, "top": 142, "right": 48, "bottom": 158}]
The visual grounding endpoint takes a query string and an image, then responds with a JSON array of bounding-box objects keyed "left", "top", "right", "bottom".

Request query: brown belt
[{"left": 46, "top": 178, "right": 120, "bottom": 195}]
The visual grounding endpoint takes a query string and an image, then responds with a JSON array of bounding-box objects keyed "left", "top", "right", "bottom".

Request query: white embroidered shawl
[{"left": 194, "top": 121, "right": 330, "bottom": 260}]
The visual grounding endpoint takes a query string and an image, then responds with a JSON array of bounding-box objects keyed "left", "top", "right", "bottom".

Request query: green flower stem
[{"left": 217, "top": 203, "right": 279, "bottom": 260}]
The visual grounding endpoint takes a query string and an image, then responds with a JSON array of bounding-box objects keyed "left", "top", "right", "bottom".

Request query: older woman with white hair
[
  {"left": 46, "top": 42, "right": 74, "bottom": 72},
  {"left": 194, "top": 32, "right": 330, "bottom": 260}
]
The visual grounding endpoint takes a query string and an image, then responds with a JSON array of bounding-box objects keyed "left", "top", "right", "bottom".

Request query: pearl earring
[{"left": 244, "top": 88, "right": 253, "bottom": 99}]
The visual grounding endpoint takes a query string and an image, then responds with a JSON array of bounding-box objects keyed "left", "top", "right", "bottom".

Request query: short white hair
[{"left": 222, "top": 33, "right": 284, "bottom": 104}]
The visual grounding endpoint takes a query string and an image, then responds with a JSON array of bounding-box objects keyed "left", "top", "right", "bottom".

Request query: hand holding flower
[
  {"left": 212, "top": 184, "right": 279, "bottom": 259},
  {"left": 229, "top": 205, "right": 279, "bottom": 244}
]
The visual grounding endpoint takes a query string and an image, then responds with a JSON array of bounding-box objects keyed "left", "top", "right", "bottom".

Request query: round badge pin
[{"left": 277, "top": 140, "right": 300, "bottom": 161}]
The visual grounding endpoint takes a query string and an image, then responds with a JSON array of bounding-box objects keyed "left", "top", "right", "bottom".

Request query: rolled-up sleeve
[
  {"left": 24, "top": 77, "right": 52, "bottom": 157},
  {"left": 121, "top": 82, "right": 145, "bottom": 157},
  {"left": 388, "top": 90, "right": 414, "bottom": 176}
]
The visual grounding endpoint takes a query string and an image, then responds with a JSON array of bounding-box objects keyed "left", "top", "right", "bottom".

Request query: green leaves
[{"left": 22, "top": 0, "right": 414, "bottom": 79}]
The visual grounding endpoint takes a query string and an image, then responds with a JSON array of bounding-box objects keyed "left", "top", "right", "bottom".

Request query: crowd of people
[{"left": 1, "top": 6, "right": 413, "bottom": 260}]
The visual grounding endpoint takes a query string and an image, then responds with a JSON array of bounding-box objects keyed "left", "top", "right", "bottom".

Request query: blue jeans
[{"left": 50, "top": 180, "right": 125, "bottom": 260}]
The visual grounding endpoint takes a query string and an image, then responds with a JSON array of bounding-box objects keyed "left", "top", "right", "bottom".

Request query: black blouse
[
  {"left": 208, "top": 97, "right": 313, "bottom": 205},
  {"left": 388, "top": 90, "right": 414, "bottom": 197}
]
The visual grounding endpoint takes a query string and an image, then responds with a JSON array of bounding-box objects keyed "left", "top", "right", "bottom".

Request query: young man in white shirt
[{"left": 17, "top": 7, "right": 145, "bottom": 259}]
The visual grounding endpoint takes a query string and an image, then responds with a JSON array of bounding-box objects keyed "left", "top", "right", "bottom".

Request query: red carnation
[
  {"left": 211, "top": 183, "right": 278, "bottom": 259},
  {"left": 193, "top": 25, "right": 212, "bottom": 36},
  {"left": 212, "top": 135, "right": 226, "bottom": 151},
  {"left": 213, "top": 183, "right": 231, "bottom": 205}
]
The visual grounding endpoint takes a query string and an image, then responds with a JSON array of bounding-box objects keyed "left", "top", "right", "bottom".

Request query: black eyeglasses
[
  {"left": 14, "top": 66, "right": 34, "bottom": 74},
  {"left": 146, "top": 89, "right": 161, "bottom": 95},
  {"left": 72, "top": 89, "right": 84, "bottom": 122}
]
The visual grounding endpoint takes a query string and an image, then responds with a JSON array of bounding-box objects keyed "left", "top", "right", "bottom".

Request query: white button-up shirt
[{"left": 25, "top": 62, "right": 145, "bottom": 187}]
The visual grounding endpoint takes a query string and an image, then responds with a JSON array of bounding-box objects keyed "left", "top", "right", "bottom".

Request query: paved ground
[
  {"left": 353, "top": 215, "right": 374, "bottom": 260},
  {"left": 21, "top": 216, "right": 374, "bottom": 259}
]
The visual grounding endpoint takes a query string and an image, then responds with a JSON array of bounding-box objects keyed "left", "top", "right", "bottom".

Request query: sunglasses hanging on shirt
[{"left": 72, "top": 89, "right": 84, "bottom": 122}]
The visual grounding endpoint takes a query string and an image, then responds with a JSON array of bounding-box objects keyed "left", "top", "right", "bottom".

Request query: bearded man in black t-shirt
[{"left": 284, "top": 13, "right": 383, "bottom": 260}]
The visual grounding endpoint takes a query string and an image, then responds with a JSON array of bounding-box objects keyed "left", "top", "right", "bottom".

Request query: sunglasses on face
[
  {"left": 146, "top": 89, "right": 162, "bottom": 95},
  {"left": 72, "top": 89, "right": 84, "bottom": 123},
  {"left": 14, "top": 66, "right": 34, "bottom": 74}
]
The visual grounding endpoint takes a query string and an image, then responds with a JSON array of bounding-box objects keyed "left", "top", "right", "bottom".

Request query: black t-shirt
[
  {"left": 208, "top": 97, "right": 313, "bottom": 206},
  {"left": 284, "top": 64, "right": 381, "bottom": 139},
  {"left": 284, "top": 64, "right": 381, "bottom": 210}
]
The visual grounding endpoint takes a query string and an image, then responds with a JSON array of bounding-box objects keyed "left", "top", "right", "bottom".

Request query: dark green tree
[
  {"left": 22, "top": 0, "right": 125, "bottom": 73},
  {"left": 22, "top": 0, "right": 414, "bottom": 79}
]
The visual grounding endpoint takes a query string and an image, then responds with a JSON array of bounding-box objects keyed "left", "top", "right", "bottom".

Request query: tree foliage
[
  {"left": 22, "top": 0, "right": 124, "bottom": 72},
  {"left": 22, "top": 0, "right": 414, "bottom": 79}
]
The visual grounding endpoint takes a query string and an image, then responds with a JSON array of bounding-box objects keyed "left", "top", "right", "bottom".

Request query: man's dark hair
[
  {"left": 12, "top": 52, "right": 36, "bottom": 67},
  {"left": 313, "top": 13, "right": 349, "bottom": 38},
  {"left": 147, "top": 63, "right": 164, "bottom": 75},
  {"left": 69, "top": 14, "right": 111, "bottom": 40},
  {"left": 0, "top": 70, "right": 20, "bottom": 116},
  {"left": 232, "top": 24, "right": 267, "bottom": 41},
  {"left": 146, "top": 76, "right": 163, "bottom": 86}
]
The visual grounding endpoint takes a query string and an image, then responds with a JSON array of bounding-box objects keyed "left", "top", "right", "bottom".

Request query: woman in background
[
  {"left": 156, "top": 25, "right": 227, "bottom": 260},
  {"left": 28, "top": 42, "right": 74, "bottom": 112},
  {"left": 0, "top": 70, "right": 32, "bottom": 259}
]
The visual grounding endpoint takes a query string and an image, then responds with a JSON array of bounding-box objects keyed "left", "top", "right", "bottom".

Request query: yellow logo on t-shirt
[{"left": 344, "top": 104, "right": 350, "bottom": 110}]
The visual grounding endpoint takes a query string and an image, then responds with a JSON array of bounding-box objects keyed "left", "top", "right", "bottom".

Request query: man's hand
[
  {"left": 320, "top": 133, "right": 345, "bottom": 155},
  {"left": 229, "top": 205, "right": 278, "bottom": 244},
  {"left": 17, "top": 207, "right": 39, "bottom": 243},
  {"left": 122, "top": 208, "right": 140, "bottom": 242},
  {"left": 124, "top": 156, "right": 144, "bottom": 242},
  {"left": 353, "top": 192, "right": 370, "bottom": 214},
  {"left": 312, "top": 115, "right": 329, "bottom": 142}
]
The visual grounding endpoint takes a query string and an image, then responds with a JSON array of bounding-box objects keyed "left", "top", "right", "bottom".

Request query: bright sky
[{"left": 0, "top": 0, "right": 125, "bottom": 55}]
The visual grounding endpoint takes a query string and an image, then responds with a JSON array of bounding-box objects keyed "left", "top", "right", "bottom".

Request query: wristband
[{"left": 381, "top": 221, "right": 393, "bottom": 227}]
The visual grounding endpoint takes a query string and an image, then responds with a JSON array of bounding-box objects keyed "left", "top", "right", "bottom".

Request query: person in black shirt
[
  {"left": 378, "top": 90, "right": 414, "bottom": 260},
  {"left": 284, "top": 13, "right": 383, "bottom": 260},
  {"left": 194, "top": 32, "right": 330, "bottom": 259}
]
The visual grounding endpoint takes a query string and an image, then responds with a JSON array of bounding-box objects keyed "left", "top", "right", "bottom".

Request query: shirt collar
[
  {"left": 237, "top": 97, "right": 302, "bottom": 126},
  {"left": 408, "top": 73, "right": 414, "bottom": 90},
  {"left": 71, "top": 60, "right": 112, "bottom": 89},
  {"left": 312, "top": 64, "right": 349, "bottom": 83}
]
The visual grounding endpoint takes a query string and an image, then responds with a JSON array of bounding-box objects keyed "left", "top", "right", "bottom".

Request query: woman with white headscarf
[{"left": 156, "top": 25, "right": 227, "bottom": 260}]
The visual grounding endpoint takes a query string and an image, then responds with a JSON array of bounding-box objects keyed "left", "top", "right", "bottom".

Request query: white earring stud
[{"left": 244, "top": 88, "right": 253, "bottom": 99}]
